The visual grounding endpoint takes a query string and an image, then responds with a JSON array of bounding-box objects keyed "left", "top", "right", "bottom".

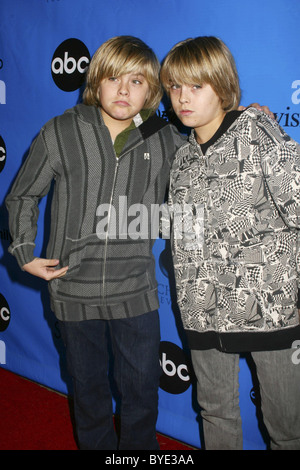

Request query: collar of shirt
[{"left": 114, "top": 108, "right": 153, "bottom": 157}]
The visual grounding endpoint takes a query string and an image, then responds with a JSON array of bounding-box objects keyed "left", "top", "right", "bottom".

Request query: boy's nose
[
  {"left": 119, "top": 88, "right": 129, "bottom": 95},
  {"left": 179, "top": 87, "right": 189, "bottom": 103},
  {"left": 118, "top": 80, "right": 129, "bottom": 95}
]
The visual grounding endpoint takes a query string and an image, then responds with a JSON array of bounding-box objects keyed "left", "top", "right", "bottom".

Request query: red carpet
[{"left": 0, "top": 367, "right": 195, "bottom": 451}]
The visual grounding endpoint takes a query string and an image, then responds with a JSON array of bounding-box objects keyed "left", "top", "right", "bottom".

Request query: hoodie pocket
[
  {"left": 103, "top": 238, "right": 153, "bottom": 301},
  {"left": 50, "top": 234, "right": 105, "bottom": 302},
  {"left": 62, "top": 234, "right": 105, "bottom": 280},
  {"left": 50, "top": 235, "right": 153, "bottom": 304}
]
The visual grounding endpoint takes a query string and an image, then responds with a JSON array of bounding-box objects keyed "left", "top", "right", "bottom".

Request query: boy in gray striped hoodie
[{"left": 6, "top": 36, "right": 184, "bottom": 450}]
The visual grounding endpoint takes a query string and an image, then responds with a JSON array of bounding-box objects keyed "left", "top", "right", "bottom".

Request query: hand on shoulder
[{"left": 238, "top": 102, "right": 275, "bottom": 120}]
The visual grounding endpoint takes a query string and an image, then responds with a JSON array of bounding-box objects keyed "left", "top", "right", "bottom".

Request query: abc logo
[
  {"left": 159, "top": 341, "right": 192, "bottom": 394},
  {"left": 51, "top": 38, "right": 90, "bottom": 92},
  {"left": 0, "top": 294, "right": 10, "bottom": 332},
  {"left": 158, "top": 244, "right": 173, "bottom": 279},
  {"left": 0, "top": 135, "right": 6, "bottom": 173},
  {"left": 250, "top": 385, "right": 261, "bottom": 407}
]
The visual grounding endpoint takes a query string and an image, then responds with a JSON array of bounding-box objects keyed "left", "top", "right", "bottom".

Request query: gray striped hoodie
[{"left": 6, "top": 104, "right": 184, "bottom": 320}]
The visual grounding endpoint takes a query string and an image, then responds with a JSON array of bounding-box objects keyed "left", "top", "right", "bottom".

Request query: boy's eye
[
  {"left": 192, "top": 84, "right": 202, "bottom": 90},
  {"left": 170, "top": 83, "right": 181, "bottom": 90},
  {"left": 132, "top": 74, "right": 146, "bottom": 85}
]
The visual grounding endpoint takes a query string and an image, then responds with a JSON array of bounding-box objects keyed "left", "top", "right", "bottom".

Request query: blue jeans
[
  {"left": 191, "top": 347, "right": 300, "bottom": 450},
  {"left": 59, "top": 310, "right": 161, "bottom": 450}
]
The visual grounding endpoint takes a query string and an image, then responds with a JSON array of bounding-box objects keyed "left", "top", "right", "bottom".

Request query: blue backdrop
[{"left": 0, "top": 0, "right": 299, "bottom": 450}]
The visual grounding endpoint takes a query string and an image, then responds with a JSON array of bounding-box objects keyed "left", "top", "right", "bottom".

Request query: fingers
[
  {"left": 242, "top": 103, "right": 275, "bottom": 120},
  {"left": 258, "top": 105, "right": 275, "bottom": 120},
  {"left": 51, "top": 266, "right": 69, "bottom": 279},
  {"left": 23, "top": 257, "right": 68, "bottom": 281},
  {"left": 41, "top": 258, "right": 60, "bottom": 267}
]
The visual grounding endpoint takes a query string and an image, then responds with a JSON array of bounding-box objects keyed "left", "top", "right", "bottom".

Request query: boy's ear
[
  {"left": 96, "top": 86, "right": 102, "bottom": 105},
  {"left": 145, "top": 93, "right": 151, "bottom": 108},
  {"left": 144, "top": 85, "right": 151, "bottom": 104}
]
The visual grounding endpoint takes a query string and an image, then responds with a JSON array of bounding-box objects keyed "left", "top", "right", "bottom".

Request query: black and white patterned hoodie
[{"left": 168, "top": 108, "right": 300, "bottom": 352}]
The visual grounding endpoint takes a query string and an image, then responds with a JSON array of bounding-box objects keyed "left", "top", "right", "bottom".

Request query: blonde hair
[
  {"left": 83, "top": 36, "right": 162, "bottom": 112},
  {"left": 160, "top": 36, "right": 241, "bottom": 112}
]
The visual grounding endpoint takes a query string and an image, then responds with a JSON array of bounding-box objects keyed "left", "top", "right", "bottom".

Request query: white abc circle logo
[
  {"left": 159, "top": 341, "right": 192, "bottom": 394},
  {"left": 0, "top": 294, "right": 10, "bottom": 332},
  {"left": 51, "top": 38, "right": 90, "bottom": 92}
]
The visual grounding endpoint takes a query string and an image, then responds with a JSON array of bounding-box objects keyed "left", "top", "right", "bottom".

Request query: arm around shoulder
[{"left": 257, "top": 113, "right": 300, "bottom": 229}]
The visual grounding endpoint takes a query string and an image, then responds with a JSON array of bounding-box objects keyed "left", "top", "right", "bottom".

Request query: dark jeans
[{"left": 59, "top": 310, "right": 161, "bottom": 450}]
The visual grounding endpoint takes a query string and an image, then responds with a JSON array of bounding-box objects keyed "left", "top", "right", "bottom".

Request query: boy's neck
[
  {"left": 195, "top": 112, "right": 226, "bottom": 145},
  {"left": 100, "top": 108, "right": 133, "bottom": 141}
]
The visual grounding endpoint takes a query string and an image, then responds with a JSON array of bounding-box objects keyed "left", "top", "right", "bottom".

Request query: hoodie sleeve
[
  {"left": 257, "top": 112, "right": 300, "bottom": 230},
  {"left": 5, "top": 129, "right": 54, "bottom": 269}
]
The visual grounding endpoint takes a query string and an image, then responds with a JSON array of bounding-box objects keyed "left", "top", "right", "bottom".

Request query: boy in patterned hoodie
[{"left": 161, "top": 36, "right": 300, "bottom": 450}]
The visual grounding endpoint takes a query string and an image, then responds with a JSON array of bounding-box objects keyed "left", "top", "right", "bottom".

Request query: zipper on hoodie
[
  {"left": 101, "top": 141, "right": 145, "bottom": 304},
  {"left": 102, "top": 155, "right": 119, "bottom": 304}
]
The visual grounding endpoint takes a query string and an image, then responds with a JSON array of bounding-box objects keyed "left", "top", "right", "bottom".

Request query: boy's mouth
[
  {"left": 180, "top": 109, "right": 193, "bottom": 116},
  {"left": 114, "top": 100, "right": 130, "bottom": 107}
]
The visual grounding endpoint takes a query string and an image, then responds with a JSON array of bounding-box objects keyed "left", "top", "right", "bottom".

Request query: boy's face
[
  {"left": 98, "top": 72, "right": 149, "bottom": 127},
  {"left": 169, "top": 82, "right": 225, "bottom": 142}
]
